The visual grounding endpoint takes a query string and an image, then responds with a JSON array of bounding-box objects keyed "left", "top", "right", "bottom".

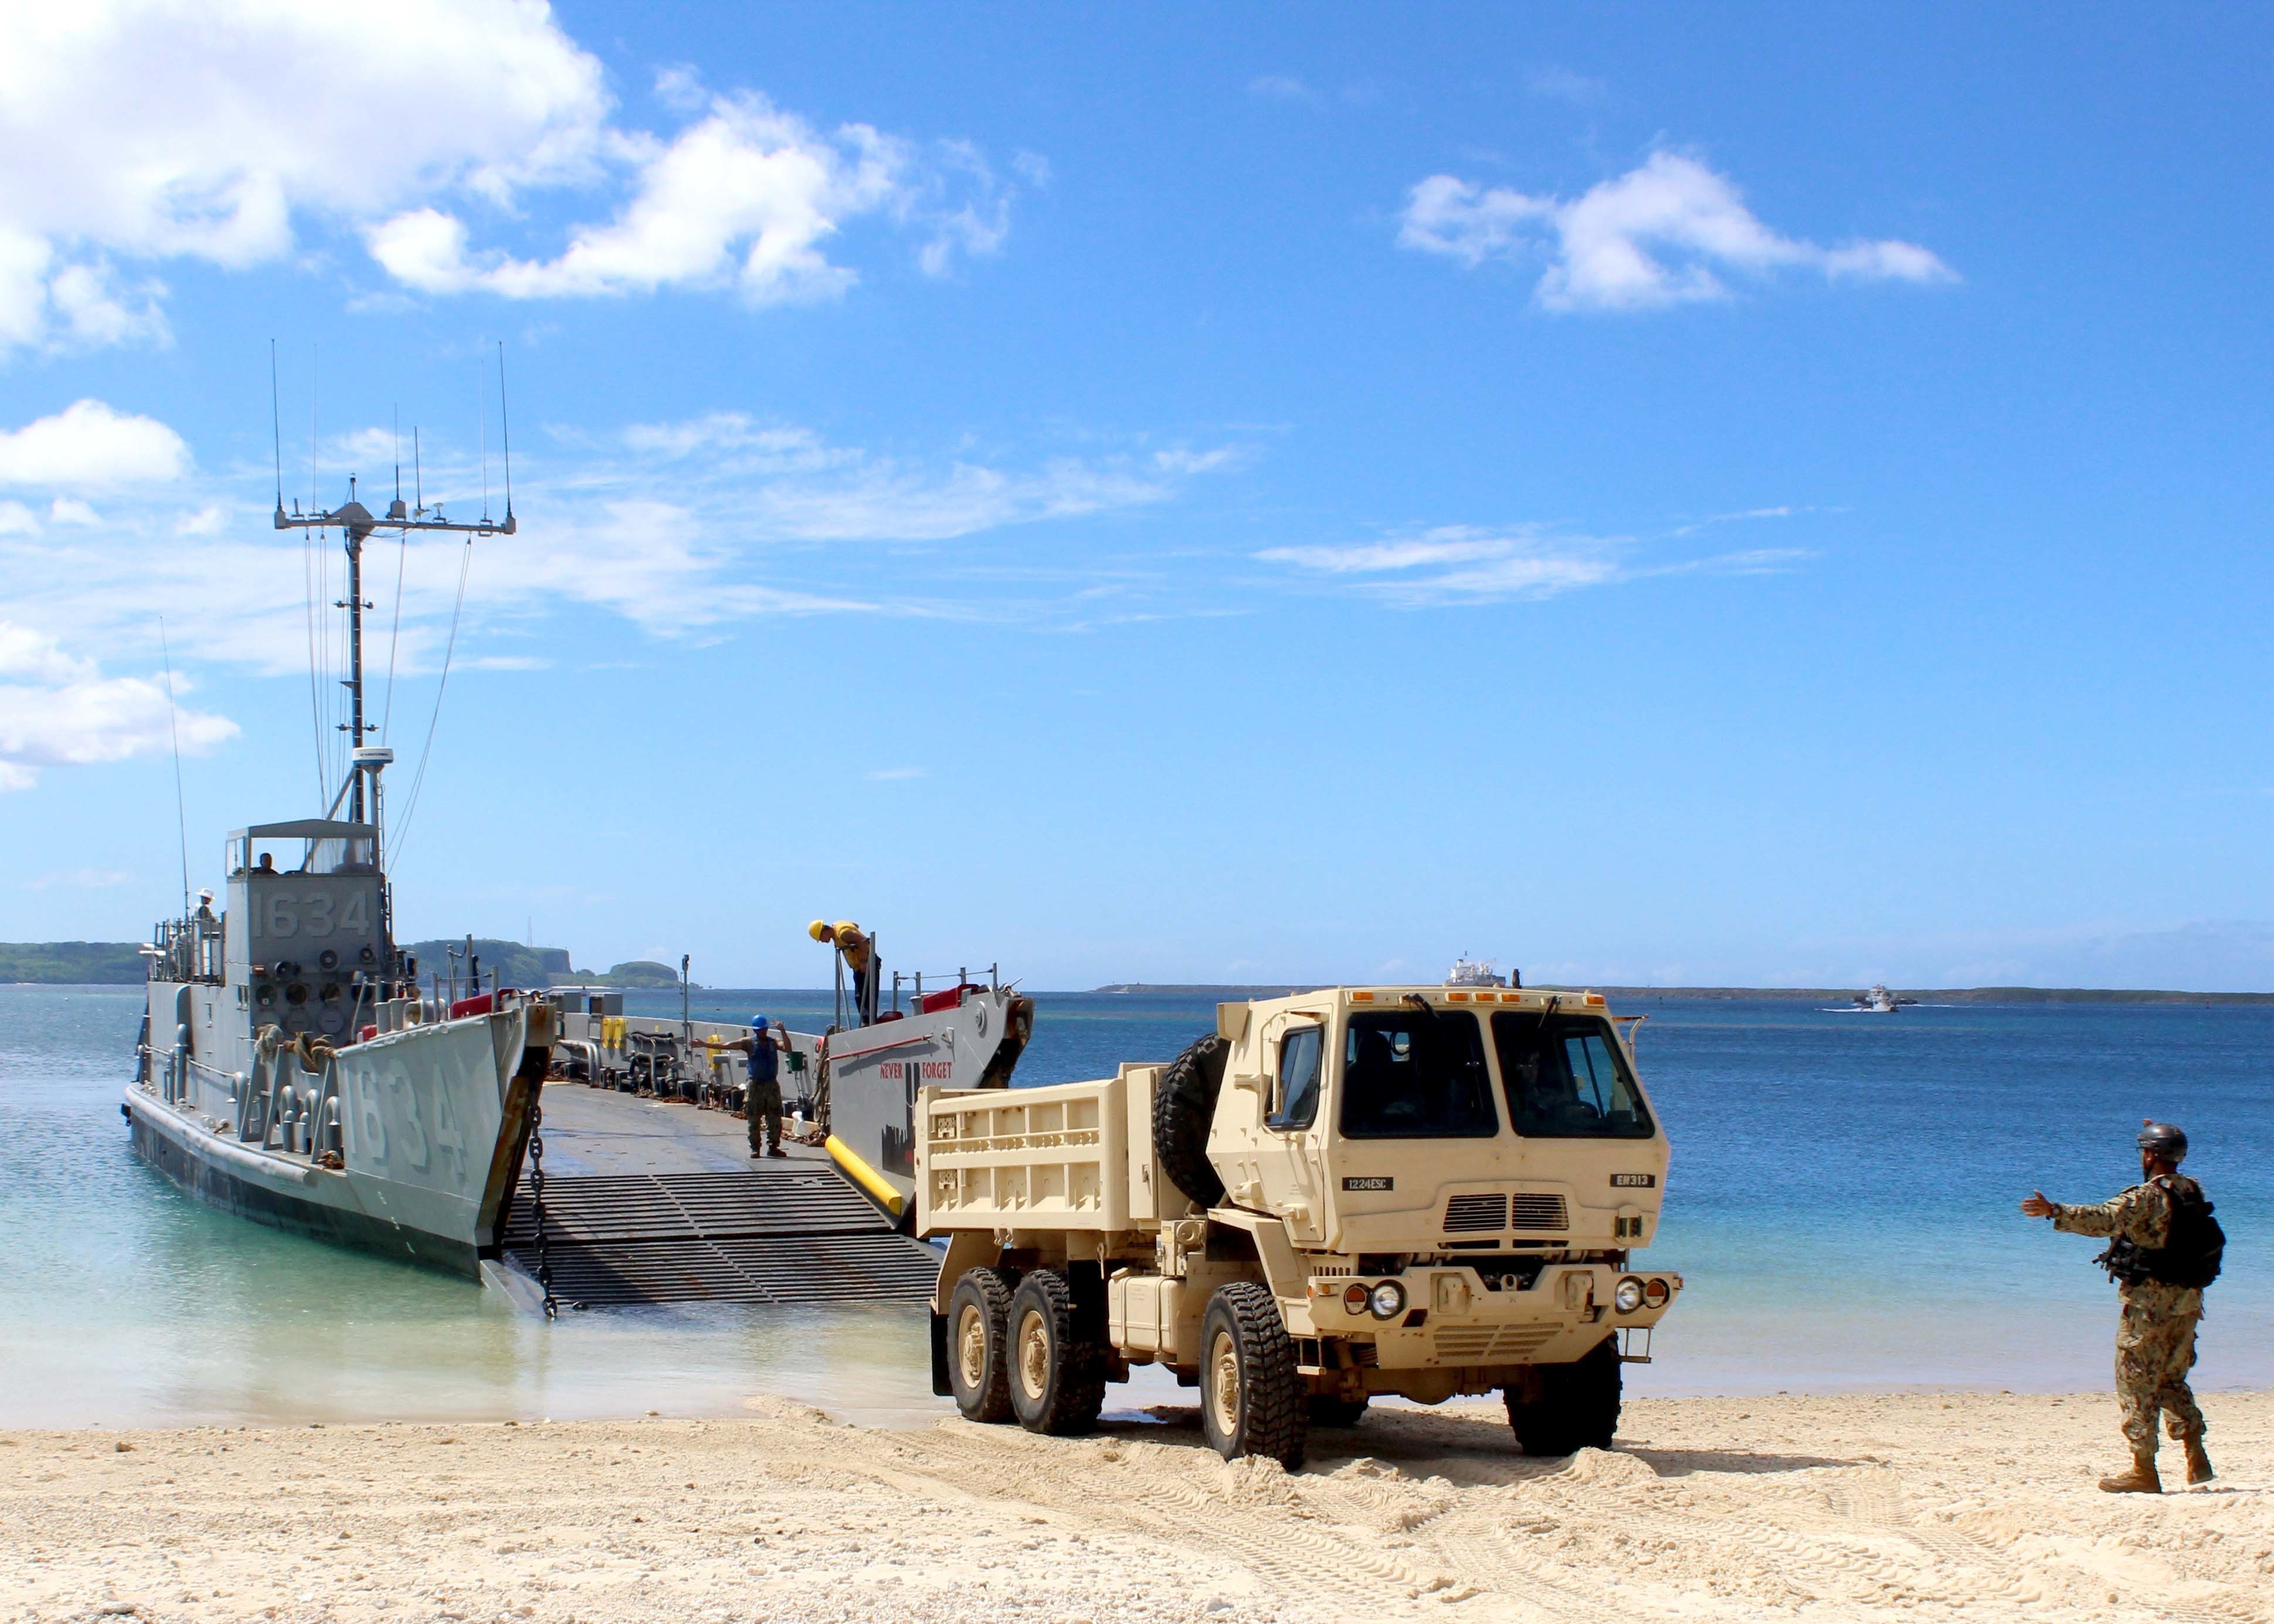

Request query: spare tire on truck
[{"left": 1152, "top": 1033, "right": 1230, "bottom": 1208}]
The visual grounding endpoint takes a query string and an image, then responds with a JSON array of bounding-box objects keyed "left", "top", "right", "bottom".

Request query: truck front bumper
[{"left": 1291, "top": 1262, "right": 1681, "bottom": 1371}]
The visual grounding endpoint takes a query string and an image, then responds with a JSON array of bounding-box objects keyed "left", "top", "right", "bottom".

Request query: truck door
[{"left": 1261, "top": 1016, "right": 1328, "bottom": 1243}]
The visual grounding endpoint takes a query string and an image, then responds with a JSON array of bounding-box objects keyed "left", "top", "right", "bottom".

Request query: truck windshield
[
  {"left": 1491, "top": 1012, "right": 1654, "bottom": 1139},
  {"left": 1339, "top": 1010, "right": 1497, "bottom": 1139}
]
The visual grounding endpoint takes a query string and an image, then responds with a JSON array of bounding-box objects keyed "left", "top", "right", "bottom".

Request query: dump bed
[{"left": 917, "top": 1064, "right": 1178, "bottom": 1236}]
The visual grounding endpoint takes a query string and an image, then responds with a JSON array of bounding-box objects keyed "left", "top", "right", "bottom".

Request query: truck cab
[{"left": 1210, "top": 986, "right": 1667, "bottom": 1259}]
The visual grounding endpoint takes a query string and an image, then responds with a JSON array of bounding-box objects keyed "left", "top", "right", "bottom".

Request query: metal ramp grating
[{"left": 498, "top": 1168, "right": 936, "bottom": 1307}]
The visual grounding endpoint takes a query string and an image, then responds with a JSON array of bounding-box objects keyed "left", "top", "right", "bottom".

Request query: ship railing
[
  {"left": 889, "top": 962, "right": 1002, "bottom": 1013},
  {"left": 135, "top": 1041, "right": 341, "bottom": 1160}
]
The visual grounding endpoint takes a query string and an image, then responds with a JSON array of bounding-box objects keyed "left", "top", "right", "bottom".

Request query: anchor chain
[{"left": 528, "top": 1102, "right": 557, "bottom": 1320}]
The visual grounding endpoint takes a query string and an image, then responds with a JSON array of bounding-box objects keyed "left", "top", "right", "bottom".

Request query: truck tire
[
  {"left": 946, "top": 1268, "right": 1018, "bottom": 1424},
  {"left": 1006, "top": 1269, "right": 1107, "bottom": 1436},
  {"left": 1153, "top": 1034, "right": 1230, "bottom": 1208},
  {"left": 1306, "top": 1394, "right": 1370, "bottom": 1428},
  {"left": 1200, "top": 1283, "right": 1307, "bottom": 1468},
  {"left": 1505, "top": 1335, "right": 1621, "bottom": 1456}
]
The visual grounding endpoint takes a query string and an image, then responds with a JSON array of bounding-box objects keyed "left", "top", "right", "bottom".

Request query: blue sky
[{"left": 2, "top": 3, "right": 2270, "bottom": 990}]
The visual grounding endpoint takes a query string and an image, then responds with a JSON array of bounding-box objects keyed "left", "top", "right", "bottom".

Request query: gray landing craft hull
[{"left": 125, "top": 1005, "right": 548, "bottom": 1278}]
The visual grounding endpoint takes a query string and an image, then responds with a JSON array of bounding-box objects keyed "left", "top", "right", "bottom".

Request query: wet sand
[{"left": 4, "top": 1390, "right": 2269, "bottom": 1623}]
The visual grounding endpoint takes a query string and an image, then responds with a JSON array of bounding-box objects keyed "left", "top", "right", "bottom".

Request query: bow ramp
[{"left": 483, "top": 1080, "right": 936, "bottom": 1310}]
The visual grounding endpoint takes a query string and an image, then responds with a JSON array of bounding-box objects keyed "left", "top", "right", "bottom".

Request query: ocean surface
[{"left": 2, "top": 983, "right": 2268, "bottom": 1429}]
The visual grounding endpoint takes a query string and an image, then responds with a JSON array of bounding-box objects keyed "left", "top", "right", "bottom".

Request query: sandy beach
[{"left": 5, "top": 1389, "right": 2268, "bottom": 1623}]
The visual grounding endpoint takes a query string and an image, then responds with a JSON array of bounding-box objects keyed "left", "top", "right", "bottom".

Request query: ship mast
[{"left": 271, "top": 348, "right": 517, "bottom": 859}]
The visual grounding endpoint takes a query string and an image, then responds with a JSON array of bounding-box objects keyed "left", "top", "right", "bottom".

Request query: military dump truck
[{"left": 918, "top": 985, "right": 1681, "bottom": 1466}]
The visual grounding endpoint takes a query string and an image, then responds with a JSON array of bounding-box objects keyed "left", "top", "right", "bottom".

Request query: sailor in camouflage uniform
[{"left": 2021, "top": 1120, "right": 2213, "bottom": 1493}]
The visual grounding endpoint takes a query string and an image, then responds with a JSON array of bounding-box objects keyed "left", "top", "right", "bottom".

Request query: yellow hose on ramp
[{"left": 826, "top": 1134, "right": 906, "bottom": 1221}]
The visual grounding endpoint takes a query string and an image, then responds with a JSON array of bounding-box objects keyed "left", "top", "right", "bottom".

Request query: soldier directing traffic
[
  {"left": 2020, "top": 1120, "right": 2225, "bottom": 1493},
  {"left": 704, "top": 1016, "right": 792, "bottom": 1158}
]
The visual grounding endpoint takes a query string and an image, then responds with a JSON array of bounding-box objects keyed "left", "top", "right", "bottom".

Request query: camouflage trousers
[
  {"left": 2116, "top": 1295, "right": 2204, "bottom": 1450},
  {"left": 746, "top": 1080, "right": 783, "bottom": 1153}
]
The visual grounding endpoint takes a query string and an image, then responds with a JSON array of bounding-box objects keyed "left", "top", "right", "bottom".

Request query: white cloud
[
  {"left": 1398, "top": 152, "right": 1956, "bottom": 312},
  {"left": 368, "top": 92, "right": 927, "bottom": 304},
  {"left": 49, "top": 498, "right": 101, "bottom": 525},
  {"left": 0, "top": 0, "right": 609, "bottom": 351},
  {"left": 1260, "top": 518, "right": 1808, "bottom": 606},
  {"left": 0, "top": 621, "right": 236, "bottom": 790},
  {"left": 0, "top": 3, "right": 1017, "bottom": 348},
  {"left": 0, "top": 407, "right": 1244, "bottom": 701},
  {"left": 0, "top": 400, "right": 189, "bottom": 490},
  {"left": 864, "top": 766, "right": 926, "bottom": 782},
  {"left": 1262, "top": 526, "right": 1623, "bottom": 604}
]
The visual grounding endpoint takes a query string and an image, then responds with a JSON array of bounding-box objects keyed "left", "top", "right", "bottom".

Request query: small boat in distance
[
  {"left": 1445, "top": 956, "right": 1512, "bottom": 988},
  {"left": 1853, "top": 984, "right": 1918, "bottom": 1013}
]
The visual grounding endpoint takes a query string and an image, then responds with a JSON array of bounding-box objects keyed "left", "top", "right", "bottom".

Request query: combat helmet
[{"left": 2137, "top": 1119, "right": 2188, "bottom": 1161}]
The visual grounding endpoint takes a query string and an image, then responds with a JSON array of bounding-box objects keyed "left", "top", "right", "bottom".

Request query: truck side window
[{"left": 1267, "top": 1025, "right": 1322, "bottom": 1130}]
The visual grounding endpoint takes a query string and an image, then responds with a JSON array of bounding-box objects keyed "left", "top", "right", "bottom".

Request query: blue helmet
[{"left": 751, "top": 1015, "right": 769, "bottom": 1032}]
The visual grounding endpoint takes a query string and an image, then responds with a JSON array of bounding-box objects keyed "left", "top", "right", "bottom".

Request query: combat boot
[
  {"left": 2183, "top": 1437, "right": 2214, "bottom": 1486},
  {"left": 2098, "top": 1448, "right": 2161, "bottom": 1494}
]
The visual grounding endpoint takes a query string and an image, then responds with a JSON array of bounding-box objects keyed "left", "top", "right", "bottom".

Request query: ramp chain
[{"left": 529, "top": 1103, "right": 557, "bottom": 1319}]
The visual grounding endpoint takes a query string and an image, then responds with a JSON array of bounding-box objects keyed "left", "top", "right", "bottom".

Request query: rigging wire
[
  {"left": 385, "top": 530, "right": 476, "bottom": 875},
  {"left": 158, "top": 616, "right": 192, "bottom": 923},
  {"left": 303, "top": 355, "right": 326, "bottom": 808},
  {"left": 383, "top": 427, "right": 424, "bottom": 742}
]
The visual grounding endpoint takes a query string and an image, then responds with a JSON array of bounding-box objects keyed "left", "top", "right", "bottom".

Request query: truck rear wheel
[
  {"left": 1505, "top": 1335, "right": 1622, "bottom": 1456},
  {"left": 946, "top": 1268, "right": 1017, "bottom": 1424},
  {"left": 1153, "top": 1034, "right": 1230, "bottom": 1208},
  {"left": 1200, "top": 1283, "right": 1306, "bottom": 1468},
  {"left": 1007, "top": 1269, "right": 1106, "bottom": 1436}
]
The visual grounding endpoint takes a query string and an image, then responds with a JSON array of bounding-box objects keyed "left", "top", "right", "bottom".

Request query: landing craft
[{"left": 123, "top": 354, "right": 550, "bottom": 1276}]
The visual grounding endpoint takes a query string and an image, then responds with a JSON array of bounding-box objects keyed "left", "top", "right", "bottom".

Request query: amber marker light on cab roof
[{"left": 1350, "top": 991, "right": 1375, "bottom": 1001}]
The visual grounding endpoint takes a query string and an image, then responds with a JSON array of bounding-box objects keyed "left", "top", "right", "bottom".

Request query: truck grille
[
  {"left": 1443, "top": 1193, "right": 1570, "bottom": 1232},
  {"left": 1509, "top": 1194, "right": 1569, "bottom": 1232},
  {"left": 1432, "top": 1326, "right": 1559, "bottom": 1364},
  {"left": 1443, "top": 1194, "right": 1507, "bottom": 1232}
]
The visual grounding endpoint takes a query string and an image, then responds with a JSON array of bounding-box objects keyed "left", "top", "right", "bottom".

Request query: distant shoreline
[
  {"left": 1090, "top": 982, "right": 2274, "bottom": 1005},
  {"left": 8, "top": 945, "right": 2265, "bottom": 1005}
]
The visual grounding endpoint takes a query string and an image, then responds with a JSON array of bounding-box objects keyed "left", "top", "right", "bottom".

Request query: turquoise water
[{"left": 3, "top": 983, "right": 2267, "bottom": 1428}]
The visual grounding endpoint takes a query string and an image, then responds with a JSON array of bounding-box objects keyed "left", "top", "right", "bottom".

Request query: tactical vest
[{"left": 2099, "top": 1177, "right": 2225, "bottom": 1290}]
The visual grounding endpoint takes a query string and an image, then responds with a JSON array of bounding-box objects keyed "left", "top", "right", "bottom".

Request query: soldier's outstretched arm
[{"left": 2047, "top": 1184, "right": 2168, "bottom": 1244}]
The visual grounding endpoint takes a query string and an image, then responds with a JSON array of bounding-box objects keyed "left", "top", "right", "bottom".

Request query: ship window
[
  {"left": 304, "top": 837, "right": 377, "bottom": 875},
  {"left": 1267, "top": 1024, "right": 1323, "bottom": 1131},
  {"left": 1338, "top": 1010, "right": 1496, "bottom": 1139},
  {"left": 1492, "top": 1013, "right": 1655, "bottom": 1140}
]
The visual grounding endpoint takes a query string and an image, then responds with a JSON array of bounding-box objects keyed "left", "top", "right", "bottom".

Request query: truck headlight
[
  {"left": 1614, "top": 1277, "right": 1646, "bottom": 1314},
  {"left": 1644, "top": 1278, "right": 1669, "bottom": 1309},
  {"left": 1368, "top": 1280, "right": 1407, "bottom": 1319}
]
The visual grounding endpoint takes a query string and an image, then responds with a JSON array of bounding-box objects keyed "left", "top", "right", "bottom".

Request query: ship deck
[{"left": 492, "top": 1080, "right": 936, "bottom": 1312}]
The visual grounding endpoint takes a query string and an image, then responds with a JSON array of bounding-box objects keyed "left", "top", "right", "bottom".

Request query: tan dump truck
[{"left": 919, "top": 985, "right": 1681, "bottom": 1466}]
